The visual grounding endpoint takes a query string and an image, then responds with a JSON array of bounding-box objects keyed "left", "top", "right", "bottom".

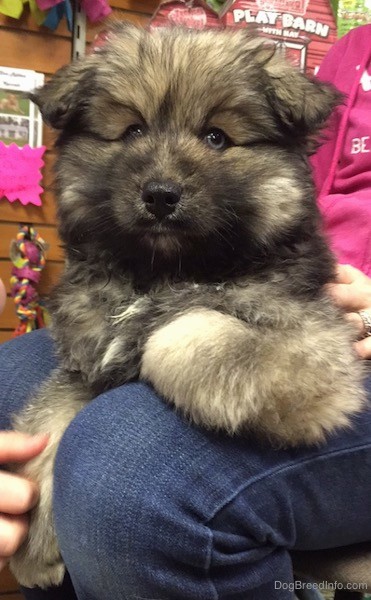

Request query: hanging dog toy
[{"left": 10, "top": 224, "right": 50, "bottom": 336}]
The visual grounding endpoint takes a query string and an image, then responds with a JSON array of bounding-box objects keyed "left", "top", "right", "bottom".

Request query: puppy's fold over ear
[
  {"left": 254, "top": 44, "right": 342, "bottom": 138},
  {"left": 30, "top": 60, "right": 96, "bottom": 129}
]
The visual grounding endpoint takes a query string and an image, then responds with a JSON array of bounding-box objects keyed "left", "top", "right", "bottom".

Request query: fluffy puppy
[{"left": 9, "top": 23, "right": 365, "bottom": 587}]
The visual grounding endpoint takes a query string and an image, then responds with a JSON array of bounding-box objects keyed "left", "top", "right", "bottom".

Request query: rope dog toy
[{"left": 10, "top": 224, "right": 50, "bottom": 336}]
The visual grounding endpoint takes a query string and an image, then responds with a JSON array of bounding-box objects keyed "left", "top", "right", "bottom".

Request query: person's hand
[
  {"left": 0, "top": 432, "right": 49, "bottom": 572},
  {"left": 326, "top": 264, "right": 371, "bottom": 359},
  {"left": 0, "top": 278, "right": 6, "bottom": 315}
]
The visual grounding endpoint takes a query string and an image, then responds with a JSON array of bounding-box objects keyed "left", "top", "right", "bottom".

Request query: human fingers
[
  {"left": 345, "top": 312, "right": 364, "bottom": 337},
  {"left": 0, "top": 279, "right": 5, "bottom": 315},
  {"left": 334, "top": 264, "right": 370, "bottom": 285},
  {"left": 0, "top": 512, "right": 29, "bottom": 559},
  {"left": 327, "top": 265, "right": 371, "bottom": 310},
  {"left": 354, "top": 336, "right": 371, "bottom": 360},
  {"left": 0, "top": 471, "right": 39, "bottom": 514},
  {"left": 326, "top": 265, "right": 371, "bottom": 311},
  {"left": 0, "top": 432, "right": 49, "bottom": 464},
  {"left": 326, "top": 281, "right": 371, "bottom": 311},
  {"left": 344, "top": 310, "right": 371, "bottom": 359}
]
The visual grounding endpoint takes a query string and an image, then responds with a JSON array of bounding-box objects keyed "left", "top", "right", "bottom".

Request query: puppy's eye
[
  {"left": 122, "top": 124, "right": 145, "bottom": 141},
  {"left": 204, "top": 128, "right": 229, "bottom": 151}
]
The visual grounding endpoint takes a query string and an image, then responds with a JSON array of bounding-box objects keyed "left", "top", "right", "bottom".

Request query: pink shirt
[{"left": 312, "top": 25, "right": 371, "bottom": 275}]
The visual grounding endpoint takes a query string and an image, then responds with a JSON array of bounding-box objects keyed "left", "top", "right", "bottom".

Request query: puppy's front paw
[
  {"left": 141, "top": 308, "right": 366, "bottom": 446},
  {"left": 140, "top": 309, "right": 262, "bottom": 433}
]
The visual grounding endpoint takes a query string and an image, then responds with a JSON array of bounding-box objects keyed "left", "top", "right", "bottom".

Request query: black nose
[{"left": 142, "top": 181, "right": 182, "bottom": 220}]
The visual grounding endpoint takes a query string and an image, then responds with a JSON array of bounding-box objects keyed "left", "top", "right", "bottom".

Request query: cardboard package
[{"left": 221, "top": 0, "right": 337, "bottom": 73}]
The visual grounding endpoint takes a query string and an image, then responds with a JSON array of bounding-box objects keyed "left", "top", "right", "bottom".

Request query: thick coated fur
[{"left": 9, "top": 24, "right": 366, "bottom": 587}]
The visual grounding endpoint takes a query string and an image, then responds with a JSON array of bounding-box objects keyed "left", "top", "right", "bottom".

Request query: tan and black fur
[{"left": 9, "top": 24, "right": 366, "bottom": 587}]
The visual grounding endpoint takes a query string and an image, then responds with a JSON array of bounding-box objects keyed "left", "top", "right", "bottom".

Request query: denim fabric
[{"left": 1, "top": 329, "right": 371, "bottom": 600}]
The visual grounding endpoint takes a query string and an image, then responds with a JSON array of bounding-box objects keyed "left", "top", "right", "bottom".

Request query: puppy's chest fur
[{"left": 50, "top": 263, "right": 309, "bottom": 394}]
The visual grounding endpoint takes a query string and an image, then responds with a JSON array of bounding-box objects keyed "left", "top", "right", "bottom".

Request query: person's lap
[{"left": 0, "top": 330, "right": 370, "bottom": 600}]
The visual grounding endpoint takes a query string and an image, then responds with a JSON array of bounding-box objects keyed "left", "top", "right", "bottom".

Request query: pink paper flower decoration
[
  {"left": 81, "top": 0, "right": 111, "bottom": 22},
  {"left": 0, "top": 143, "right": 46, "bottom": 207}
]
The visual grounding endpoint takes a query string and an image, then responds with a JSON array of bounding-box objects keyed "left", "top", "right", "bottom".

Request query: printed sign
[{"left": 0, "top": 66, "right": 44, "bottom": 147}]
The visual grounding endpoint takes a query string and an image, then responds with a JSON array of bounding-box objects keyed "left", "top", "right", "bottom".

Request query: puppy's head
[{"left": 33, "top": 24, "right": 339, "bottom": 276}]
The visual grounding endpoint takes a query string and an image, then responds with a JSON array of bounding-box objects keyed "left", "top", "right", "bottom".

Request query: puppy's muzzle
[{"left": 142, "top": 180, "right": 182, "bottom": 220}]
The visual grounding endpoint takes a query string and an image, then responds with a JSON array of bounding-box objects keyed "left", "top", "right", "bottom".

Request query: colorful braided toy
[{"left": 10, "top": 225, "right": 50, "bottom": 337}]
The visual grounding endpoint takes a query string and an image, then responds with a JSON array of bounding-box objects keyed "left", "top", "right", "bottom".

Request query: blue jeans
[{"left": 1, "top": 330, "right": 371, "bottom": 600}]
